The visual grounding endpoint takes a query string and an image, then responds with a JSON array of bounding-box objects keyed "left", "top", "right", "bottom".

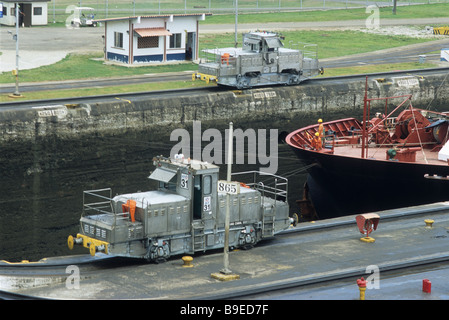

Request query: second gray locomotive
[{"left": 193, "top": 31, "right": 323, "bottom": 89}]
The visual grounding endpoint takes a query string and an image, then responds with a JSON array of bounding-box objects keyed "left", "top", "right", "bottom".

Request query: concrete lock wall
[{"left": 1, "top": 74, "right": 448, "bottom": 143}]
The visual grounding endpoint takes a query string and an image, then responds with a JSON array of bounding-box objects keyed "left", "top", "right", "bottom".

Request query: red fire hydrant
[{"left": 357, "top": 277, "right": 367, "bottom": 300}]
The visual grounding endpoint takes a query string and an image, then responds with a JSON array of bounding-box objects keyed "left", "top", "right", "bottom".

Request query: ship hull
[{"left": 290, "top": 146, "right": 449, "bottom": 219}]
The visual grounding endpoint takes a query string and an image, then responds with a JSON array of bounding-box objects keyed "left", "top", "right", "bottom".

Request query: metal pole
[
  {"left": 221, "top": 122, "right": 233, "bottom": 274},
  {"left": 361, "top": 76, "right": 368, "bottom": 159},
  {"left": 234, "top": 0, "right": 238, "bottom": 48},
  {"left": 13, "top": 2, "right": 20, "bottom": 97}
]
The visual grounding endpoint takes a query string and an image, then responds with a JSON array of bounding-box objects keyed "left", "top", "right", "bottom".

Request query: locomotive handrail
[
  {"left": 83, "top": 188, "right": 112, "bottom": 200},
  {"left": 82, "top": 188, "right": 115, "bottom": 219},
  {"left": 83, "top": 203, "right": 113, "bottom": 215},
  {"left": 231, "top": 170, "right": 288, "bottom": 201},
  {"left": 300, "top": 42, "right": 318, "bottom": 59}
]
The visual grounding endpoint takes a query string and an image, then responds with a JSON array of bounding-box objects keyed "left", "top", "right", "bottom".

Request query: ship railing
[{"left": 231, "top": 170, "right": 288, "bottom": 206}]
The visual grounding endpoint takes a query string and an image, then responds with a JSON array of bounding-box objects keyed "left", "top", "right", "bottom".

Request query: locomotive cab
[{"left": 68, "top": 155, "right": 292, "bottom": 262}]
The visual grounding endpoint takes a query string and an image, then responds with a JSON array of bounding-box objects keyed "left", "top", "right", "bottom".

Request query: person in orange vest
[
  {"left": 314, "top": 132, "right": 322, "bottom": 150},
  {"left": 318, "top": 119, "right": 325, "bottom": 145}
]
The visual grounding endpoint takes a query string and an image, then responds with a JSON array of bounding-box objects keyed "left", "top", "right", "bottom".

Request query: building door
[
  {"left": 186, "top": 32, "right": 196, "bottom": 60},
  {"left": 18, "top": 3, "right": 31, "bottom": 27}
]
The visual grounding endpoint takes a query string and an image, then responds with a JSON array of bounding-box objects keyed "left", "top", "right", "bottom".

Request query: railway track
[
  {"left": 1, "top": 67, "right": 449, "bottom": 109},
  {"left": 1, "top": 201, "right": 448, "bottom": 300}
]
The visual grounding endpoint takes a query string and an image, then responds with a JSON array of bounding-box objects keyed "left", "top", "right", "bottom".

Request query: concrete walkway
[{"left": 0, "top": 50, "right": 69, "bottom": 73}]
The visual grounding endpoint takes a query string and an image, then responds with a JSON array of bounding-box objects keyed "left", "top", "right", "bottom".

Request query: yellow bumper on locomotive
[
  {"left": 68, "top": 234, "right": 109, "bottom": 256},
  {"left": 192, "top": 72, "right": 217, "bottom": 84}
]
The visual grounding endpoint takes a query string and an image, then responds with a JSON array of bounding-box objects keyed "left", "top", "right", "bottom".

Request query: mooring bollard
[
  {"left": 424, "top": 219, "right": 434, "bottom": 229},
  {"left": 182, "top": 256, "right": 193, "bottom": 267}
]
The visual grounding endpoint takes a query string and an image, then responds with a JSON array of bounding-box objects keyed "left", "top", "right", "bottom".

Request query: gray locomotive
[
  {"left": 68, "top": 155, "right": 293, "bottom": 262},
  {"left": 192, "top": 31, "right": 323, "bottom": 89}
]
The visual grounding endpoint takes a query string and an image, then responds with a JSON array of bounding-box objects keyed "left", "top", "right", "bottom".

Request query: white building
[
  {"left": 95, "top": 13, "right": 211, "bottom": 65},
  {"left": 0, "top": 0, "right": 50, "bottom": 26}
]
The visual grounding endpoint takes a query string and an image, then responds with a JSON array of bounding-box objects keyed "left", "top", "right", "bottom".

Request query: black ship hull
[{"left": 290, "top": 147, "right": 449, "bottom": 219}]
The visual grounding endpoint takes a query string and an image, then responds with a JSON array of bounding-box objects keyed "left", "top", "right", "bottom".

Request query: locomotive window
[
  {"left": 159, "top": 181, "right": 176, "bottom": 192},
  {"left": 203, "top": 175, "right": 212, "bottom": 195},
  {"left": 253, "top": 44, "right": 261, "bottom": 52}
]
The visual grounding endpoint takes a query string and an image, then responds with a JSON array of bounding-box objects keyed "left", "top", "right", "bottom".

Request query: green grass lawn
[
  {"left": 48, "top": 1, "right": 449, "bottom": 22},
  {"left": 0, "top": 53, "right": 198, "bottom": 84},
  {"left": 202, "top": 3, "right": 449, "bottom": 24}
]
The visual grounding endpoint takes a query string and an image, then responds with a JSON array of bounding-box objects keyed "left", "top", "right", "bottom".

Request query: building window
[
  {"left": 138, "top": 36, "right": 159, "bottom": 49},
  {"left": 169, "top": 33, "right": 182, "bottom": 49},
  {"left": 114, "top": 32, "right": 123, "bottom": 48},
  {"left": 33, "top": 7, "right": 42, "bottom": 15},
  {"left": 2, "top": 6, "right": 7, "bottom": 16}
]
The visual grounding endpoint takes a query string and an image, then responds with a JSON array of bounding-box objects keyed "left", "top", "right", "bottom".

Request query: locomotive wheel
[
  {"left": 89, "top": 243, "right": 96, "bottom": 256},
  {"left": 67, "top": 235, "right": 74, "bottom": 250}
]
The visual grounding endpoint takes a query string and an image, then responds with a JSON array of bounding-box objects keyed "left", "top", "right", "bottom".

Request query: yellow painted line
[{"left": 115, "top": 97, "right": 131, "bottom": 104}]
